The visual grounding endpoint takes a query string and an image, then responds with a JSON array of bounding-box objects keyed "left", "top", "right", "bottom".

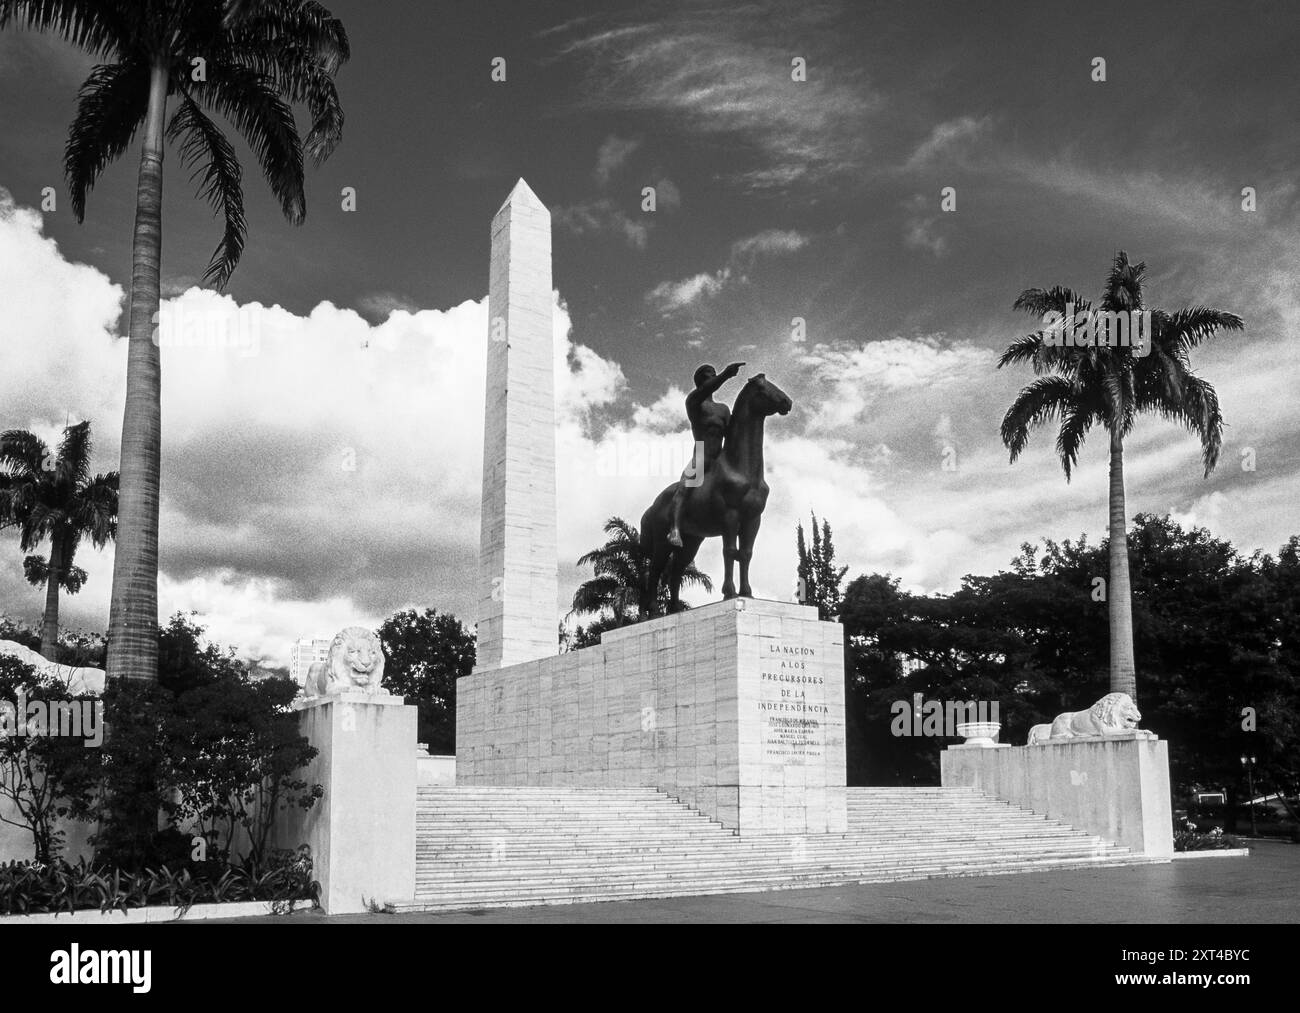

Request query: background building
[{"left": 290, "top": 637, "right": 332, "bottom": 687}]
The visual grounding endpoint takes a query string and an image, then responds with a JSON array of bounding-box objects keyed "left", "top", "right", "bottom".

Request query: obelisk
[{"left": 476, "top": 178, "right": 558, "bottom": 669}]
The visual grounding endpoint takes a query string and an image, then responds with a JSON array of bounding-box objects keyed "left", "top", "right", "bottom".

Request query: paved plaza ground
[{"left": 216, "top": 840, "right": 1298, "bottom": 924}]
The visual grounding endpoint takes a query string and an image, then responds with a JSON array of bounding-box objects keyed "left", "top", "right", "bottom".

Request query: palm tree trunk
[
  {"left": 39, "top": 537, "right": 62, "bottom": 662},
  {"left": 1108, "top": 427, "right": 1138, "bottom": 699},
  {"left": 106, "top": 61, "right": 168, "bottom": 683}
]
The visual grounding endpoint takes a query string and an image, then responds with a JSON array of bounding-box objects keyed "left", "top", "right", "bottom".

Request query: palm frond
[
  {"left": 169, "top": 92, "right": 247, "bottom": 287},
  {"left": 189, "top": 63, "right": 306, "bottom": 223},
  {"left": 1156, "top": 306, "right": 1245, "bottom": 356},
  {"left": 55, "top": 420, "right": 92, "bottom": 488},
  {"left": 999, "top": 376, "right": 1076, "bottom": 463},
  {"left": 1012, "top": 286, "right": 1087, "bottom": 318},
  {"left": 1101, "top": 250, "right": 1145, "bottom": 312},
  {"left": 0, "top": 0, "right": 128, "bottom": 58},
  {"left": 0, "top": 429, "right": 50, "bottom": 475},
  {"left": 64, "top": 59, "right": 149, "bottom": 221}
]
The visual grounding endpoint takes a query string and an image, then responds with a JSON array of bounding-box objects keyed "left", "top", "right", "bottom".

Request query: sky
[{"left": 0, "top": 0, "right": 1297, "bottom": 667}]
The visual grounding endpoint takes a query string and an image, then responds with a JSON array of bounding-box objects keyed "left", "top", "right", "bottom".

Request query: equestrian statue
[{"left": 638, "top": 363, "right": 792, "bottom": 618}]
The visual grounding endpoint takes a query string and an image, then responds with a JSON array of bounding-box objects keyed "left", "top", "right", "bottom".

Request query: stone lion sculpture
[
  {"left": 301, "top": 626, "right": 387, "bottom": 699},
  {"left": 1027, "top": 692, "right": 1143, "bottom": 745}
]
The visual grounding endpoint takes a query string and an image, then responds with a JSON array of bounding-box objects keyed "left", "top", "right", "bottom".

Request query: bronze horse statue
[{"left": 639, "top": 373, "right": 792, "bottom": 617}]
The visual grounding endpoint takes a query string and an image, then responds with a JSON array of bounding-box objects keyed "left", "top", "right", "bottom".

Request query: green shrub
[
  {"left": 0, "top": 847, "right": 319, "bottom": 916},
  {"left": 85, "top": 615, "right": 322, "bottom": 870},
  {"left": 0, "top": 657, "right": 100, "bottom": 863},
  {"left": 1173, "top": 817, "right": 1243, "bottom": 851}
]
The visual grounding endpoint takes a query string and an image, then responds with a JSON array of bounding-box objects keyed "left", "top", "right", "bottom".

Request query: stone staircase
[{"left": 399, "top": 785, "right": 1154, "bottom": 913}]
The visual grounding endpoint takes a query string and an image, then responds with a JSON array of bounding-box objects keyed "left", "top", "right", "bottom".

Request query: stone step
[
  {"left": 407, "top": 785, "right": 1151, "bottom": 912},
  {"left": 415, "top": 820, "right": 1071, "bottom": 837},
  {"left": 415, "top": 828, "right": 1096, "bottom": 849},
  {"left": 416, "top": 831, "right": 1087, "bottom": 849},
  {"left": 414, "top": 835, "right": 1122, "bottom": 862},
  {"left": 414, "top": 845, "right": 1124, "bottom": 878},
  {"left": 401, "top": 855, "right": 1152, "bottom": 911},
  {"left": 417, "top": 808, "right": 1059, "bottom": 822}
]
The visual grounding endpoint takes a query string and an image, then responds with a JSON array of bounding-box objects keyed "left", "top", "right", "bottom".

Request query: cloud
[
  {"left": 631, "top": 386, "right": 689, "bottom": 432},
  {"left": 356, "top": 291, "right": 420, "bottom": 319},
  {"left": 646, "top": 269, "right": 731, "bottom": 313},
  {"left": 654, "top": 177, "right": 681, "bottom": 211},
  {"left": 901, "top": 194, "right": 948, "bottom": 257},
  {"left": 556, "top": 5, "right": 878, "bottom": 191},
  {"left": 730, "top": 229, "right": 809, "bottom": 258},
  {"left": 799, "top": 335, "right": 993, "bottom": 432},
  {"left": 594, "top": 135, "right": 641, "bottom": 185},
  {"left": 0, "top": 191, "right": 621, "bottom": 664},
  {"left": 553, "top": 198, "right": 650, "bottom": 249},
  {"left": 904, "top": 115, "right": 992, "bottom": 169},
  {"left": 5, "top": 176, "right": 1299, "bottom": 667},
  {"left": 646, "top": 227, "right": 809, "bottom": 313}
]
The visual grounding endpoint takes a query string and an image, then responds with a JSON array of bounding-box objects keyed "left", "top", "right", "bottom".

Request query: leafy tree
[
  {"left": 157, "top": 611, "right": 244, "bottom": 695},
  {"left": 998, "top": 251, "right": 1243, "bottom": 699},
  {"left": 0, "top": 422, "right": 117, "bottom": 660},
  {"left": 0, "top": 656, "right": 100, "bottom": 862},
  {"left": 167, "top": 671, "right": 320, "bottom": 863},
  {"left": 0, "top": 616, "right": 104, "bottom": 668},
  {"left": 561, "top": 616, "right": 620, "bottom": 652},
  {"left": 0, "top": 615, "right": 41, "bottom": 653},
  {"left": 839, "top": 516, "right": 1299, "bottom": 797},
  {"left": 80, "top": 678, "right": 176, "bottom": 871},
  {"left": 796, "top": 512, "right": 848, "bottom": 620},
  {"left": 571, "top": 516, "right": 712, "bottom": 625},
  {"left": 0, "top": 1, "right": 349, "bottom": 681},
  {"left": 379, "top": 609, "right": 476, "bottom": 754},
  {"left": 88, "top": 615, "right": 321, "bottom": 869}
]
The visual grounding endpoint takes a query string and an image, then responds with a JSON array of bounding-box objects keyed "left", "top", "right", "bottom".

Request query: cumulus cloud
[
  {"left": 901, "top": 193, "right": 948, "bottom": 257},
  {"left": 904, "top": 115, "right": 992, "bottom": 169},
  {"left": 645, "top": 269, "right": 731, "bottom": 313},
  {"left": 4, "top": 182, "right": 1297, "bottom": 666},
  {"left": 0, "top": 192, "right": 621, "bottom": 663},
  {"left": 654, "top": 177, "right": 682, "bottom": 211},
  {"left": 646, "top": 227, "right": 808, "bottom": 313},
  {"left": 730, "top": 228, "right": 809, "bottom": 258},
  {"left": 799, "top": 335, "right": 993, "bottom": 432},
  {"left": 557, "top": 4, "right": 879, "bottom": 190},
  {"left": 594, "top": 134, "right": 641, "bottom": 185},
  {"left": 553, "top": 198, "right": 649, "bottom": 249}
]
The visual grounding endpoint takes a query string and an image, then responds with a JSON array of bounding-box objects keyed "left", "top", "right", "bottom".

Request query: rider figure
[{"left": 667, "top": 361, "right": 745, "bottom": 548}]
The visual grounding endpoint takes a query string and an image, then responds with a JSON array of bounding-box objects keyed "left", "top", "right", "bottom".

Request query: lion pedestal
[
  {"left": 276, "top": 628, "right": 417, "bottom": 913},
  {"left": 940, "top": 693, "right": 1173, "bottom": 859}
]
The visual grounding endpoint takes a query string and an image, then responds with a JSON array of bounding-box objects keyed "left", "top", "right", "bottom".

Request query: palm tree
[
  {"left": 572, "top": 517, "right": 713, "bottom": 626},
  {"left": 999, "top": 251, "right": 1243, "bottom": 700},
  {"left": 0, "top": 423, "right": 119, "bottom": 661},
  {"left": 0, "top": 1, "right": 349, "bottom": 680}
]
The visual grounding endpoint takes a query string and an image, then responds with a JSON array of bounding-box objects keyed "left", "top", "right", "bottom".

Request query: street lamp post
[{"left": 1240, "top": 754, "right": 1258, "bottom": 837}]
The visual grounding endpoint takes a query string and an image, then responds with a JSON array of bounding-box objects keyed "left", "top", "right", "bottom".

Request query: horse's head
[{"left": 741, "top": 373, "right": 793, "bottom": 418}]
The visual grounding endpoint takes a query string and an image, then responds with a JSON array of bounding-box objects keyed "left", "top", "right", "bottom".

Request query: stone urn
[{"left": 956, "top": 721, "right": 1001, "bottom": 747}]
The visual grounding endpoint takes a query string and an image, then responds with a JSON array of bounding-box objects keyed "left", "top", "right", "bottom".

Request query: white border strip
[
  {"left": 1170, "top": 848, "right": 1251, "bottom": 860},
  {"left": 0, "top": 899, "right": 311, "bottom": 925}
]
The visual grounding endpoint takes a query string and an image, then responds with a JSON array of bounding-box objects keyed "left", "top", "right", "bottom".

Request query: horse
[{"left": 638, "top": 373, "right": 792, "bottom": 617}]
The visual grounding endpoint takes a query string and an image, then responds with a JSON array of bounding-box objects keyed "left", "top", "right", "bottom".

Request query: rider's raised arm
[{"left": 694, "top": 362, "right": 745, "bottom": 400}]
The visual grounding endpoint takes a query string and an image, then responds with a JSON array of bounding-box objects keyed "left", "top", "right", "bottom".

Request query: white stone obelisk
[{"left": 476, "top": 178, "right": 558, "bottom": 670}]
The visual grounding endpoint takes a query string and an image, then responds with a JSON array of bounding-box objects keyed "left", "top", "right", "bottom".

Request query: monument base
[
  {"left": 457, "top": 598, "right": 847, "bottom": 835},
  {"left": 276, "top": 696, "right": 417, "bottom": 913},
  {"left": 940, "top": 735, "right": 1174, "bottom": 857}
]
